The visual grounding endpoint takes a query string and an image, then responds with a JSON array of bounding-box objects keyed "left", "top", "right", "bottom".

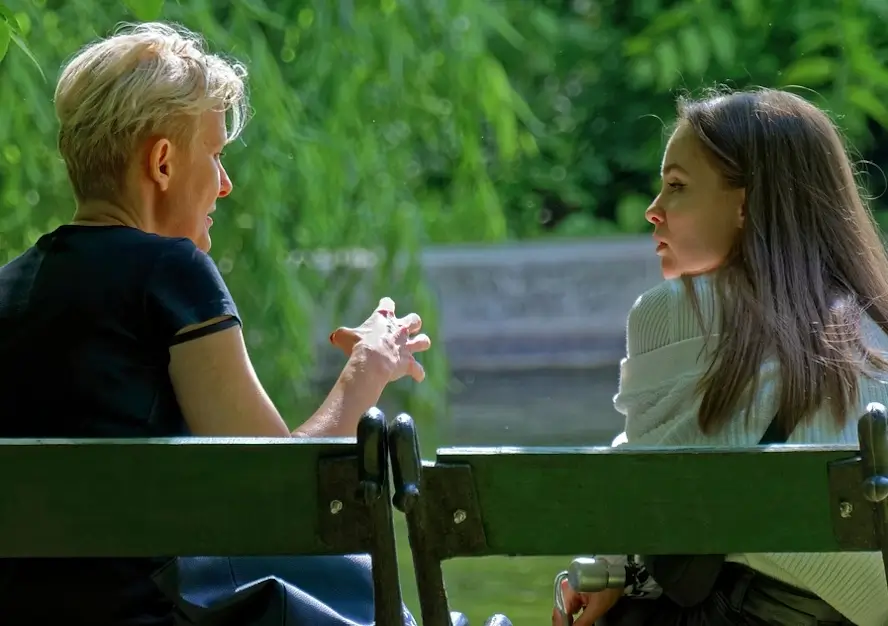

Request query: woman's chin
[{"left": 189, "top": 230, "right": 211, "bottom": 253}]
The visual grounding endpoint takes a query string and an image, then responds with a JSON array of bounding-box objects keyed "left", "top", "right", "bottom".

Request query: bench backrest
[
  {"left": 386, "top": 407, "right": 888, "bottom": 626},
  {"left": 0, "top": 409, "right": 406, "bottom": 626},
  {"left": 428, "top": 443, "right": 867, "bottom": 556},
  {"left": 0, "top": 437, "right": 367, "bottom": 557}
]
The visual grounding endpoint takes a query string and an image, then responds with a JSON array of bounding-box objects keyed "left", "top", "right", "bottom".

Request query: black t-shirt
[{"left": 0, "top": 225, "right": 241, "bottom": 625}]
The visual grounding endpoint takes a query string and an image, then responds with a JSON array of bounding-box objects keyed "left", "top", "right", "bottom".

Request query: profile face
[
  {"left": 645, "top": 122, "right": 744, "bottom": 279},
  {"left": 153, "top": 110, "right": 233, "bottom": 252}
]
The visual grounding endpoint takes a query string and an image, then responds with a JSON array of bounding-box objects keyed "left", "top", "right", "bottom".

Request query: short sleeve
[{"left": 145, "top": 239, "right": 241, "bottom": 344}]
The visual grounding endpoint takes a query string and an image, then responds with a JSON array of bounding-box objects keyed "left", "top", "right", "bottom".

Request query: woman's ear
[{"left": 147, "top": 137, "right": 174, "bottom": 192}]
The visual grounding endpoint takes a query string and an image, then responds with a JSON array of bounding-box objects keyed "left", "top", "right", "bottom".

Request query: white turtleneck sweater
[{"left": 611, "top": 276, "right": 888, "bottom": 626}]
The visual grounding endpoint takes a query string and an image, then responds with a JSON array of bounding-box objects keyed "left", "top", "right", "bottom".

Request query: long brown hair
[{"left": 677, "top": 88, "right": 888, "bottom": 434}]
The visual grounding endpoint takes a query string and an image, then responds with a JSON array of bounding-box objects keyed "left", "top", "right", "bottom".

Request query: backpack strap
[
  {"left": 758, "top": 411, "right": 792, "bottom": 445},
  {"left": 642, "top": 409, "right": 795, "bottom": 607}
]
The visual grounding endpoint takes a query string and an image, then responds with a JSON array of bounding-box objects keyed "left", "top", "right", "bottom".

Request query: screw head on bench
[
  {"left": 453, "top": 509, "right": 467, "bottom": 524},
  {"left": 330, "top": 499, "right": 343, "bottom": 515},
  {"left": 359, "top": 481, "right": 382, "bottom": 505}
]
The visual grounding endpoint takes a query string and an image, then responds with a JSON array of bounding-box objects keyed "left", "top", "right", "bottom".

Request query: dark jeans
[{"left": 598, "top": 563, "right": 852, "bottom": 626}]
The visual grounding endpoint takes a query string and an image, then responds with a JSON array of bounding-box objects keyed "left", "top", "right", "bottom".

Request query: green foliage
[
  {"left": 6, "top": 2, "right": 888, "bottom": 622},
  {"left": 489, "top": 0, "right": 888, "bottom": 237},
  {"left": 123, "top": 0, "right": 164, "bottom": 21},
  {"left": 5, "top": 0, "right": 888, "bottom": 425},
  {"left": 0, "top": 1, "right": 40, "bottom": 73},
  {"left": 0, "top": 0, "right": 530, "bottom": 424},
  {"left": 0, "top": 15, "right": 9, "bottom": 62}
]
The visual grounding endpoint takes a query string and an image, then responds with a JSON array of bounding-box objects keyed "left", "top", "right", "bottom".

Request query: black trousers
[{"left": 598, "top": 563, "right": 852, "bottom": 626}]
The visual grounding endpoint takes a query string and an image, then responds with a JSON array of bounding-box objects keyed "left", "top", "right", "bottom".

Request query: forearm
[{"left": 292, "top": 360, "right": 386, "bottom": 438}]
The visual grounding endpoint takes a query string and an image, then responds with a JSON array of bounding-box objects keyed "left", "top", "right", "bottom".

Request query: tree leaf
[
  {"left": 654, "top": 39, "right": 681, "bottom": 90},
  {"left": 677, "top": 27, "right": 709, "bottom": 76},
  {"left": 780, "top": 57, "right": 836, "bottom": 86},
  {"left": 734, "top": 0, "right": 762, "bottom": 27},
  {"left": 9, "top": 30, "right": 44, "bottom": 80},
  {"left": 615, "top": 193, "right": 651, "bottom": 234},
  {"left": 848, "top": 86, "right": 888, "bottom": 130},
  {"left": 476, "top": 1, "right": 525, "bottom": 49},
  {"left": 0, "top": 4, "right": 17, "bottom": 27},
  {"left": 707, "top": 20, "right": 735, "bottom": 67},
  {"left": 123, "top": 0, "right": 165, "bottom": 21},
  {"left": 0, "top": 20, "right": 9, "bottom": 63}
]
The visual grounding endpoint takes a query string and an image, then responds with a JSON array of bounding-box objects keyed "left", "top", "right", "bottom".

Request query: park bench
[
  {"left": 0, "top": 408, "right": 406, "bottom": 625},
  {"left": 11, "top": 401, "right": 888, "bottom": 626},
  {"left": 387, "top": 404, "right": 888, "bottom": 626}
]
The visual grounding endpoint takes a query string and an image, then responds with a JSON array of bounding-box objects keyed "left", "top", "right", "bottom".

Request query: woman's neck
[{"left": 71, "top": 199, "right": 145, "bottom": 230}]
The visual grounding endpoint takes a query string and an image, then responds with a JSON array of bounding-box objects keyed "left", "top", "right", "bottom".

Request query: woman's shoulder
[
  {"left": 108, "top": 229, "right": 223, "bottom": 295},
  {"left": 626, "top": 280, "right": 676, "bottom": 356},
  {"left": 626, "top": 276, "right": 717, "bottom": 356},
  {"left": 44, "top": 225, "right": 201, "bottom": 267},
  {"left": 48, "top": 226, "right": 230, "bottom": 310},
  {"left": 113, "top": 228, "right": 204, "bottom": 262},
  {"left": 136, "top": 233, "right": 221, "bottom": 283}
]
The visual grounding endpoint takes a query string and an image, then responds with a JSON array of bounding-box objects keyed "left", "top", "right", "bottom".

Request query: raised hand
[{"left": 329, "top": 297, "right": 431, "bottom": 383}]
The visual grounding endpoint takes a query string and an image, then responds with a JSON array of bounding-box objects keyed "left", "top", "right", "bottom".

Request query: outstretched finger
[
  {"left": 398, "top": 312, "right": 422, "bottom": 334},
  {"left": 406, "top": 333, "right": 431, "bottom": 353},
  {"left": 376, "top": 297, "right": 396, "bottom": 318},
  {"left": 408, "top": 356, "right": 426, "bottom": 382},
  {"left": 329, "top": 326, "right": 359, "bottom": 351}
]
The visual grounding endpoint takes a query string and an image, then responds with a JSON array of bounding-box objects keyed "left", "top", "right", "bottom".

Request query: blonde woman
[{"left": 0, "top": 22, "right": 429, "bottom": 624}]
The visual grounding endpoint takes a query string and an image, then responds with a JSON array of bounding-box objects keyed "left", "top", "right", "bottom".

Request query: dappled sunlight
[{"left": 2, "top": 0, "right": 886, "bottom": 623}]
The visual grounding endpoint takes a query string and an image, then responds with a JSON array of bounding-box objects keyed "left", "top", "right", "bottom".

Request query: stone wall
[{"left": 421, "top": 237, "right": 662, "bottom": 372}]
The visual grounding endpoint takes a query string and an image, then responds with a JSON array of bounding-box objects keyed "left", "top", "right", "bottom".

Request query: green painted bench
[
  {"left": 387, "top": 405, "right": 888, "bottom": 626},
  {"left": 0, "top": 409, "right": 406, "bottom": 625}
]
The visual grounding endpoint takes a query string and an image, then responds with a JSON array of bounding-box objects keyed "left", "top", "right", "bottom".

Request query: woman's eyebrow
[{"left": 661, "top": 163, "right": 690, "bottom": 177}]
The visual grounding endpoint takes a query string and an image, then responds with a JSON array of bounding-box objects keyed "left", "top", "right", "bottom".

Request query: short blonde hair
[{"left": 54, "top": 22, "right": 249, "bottom": 201}]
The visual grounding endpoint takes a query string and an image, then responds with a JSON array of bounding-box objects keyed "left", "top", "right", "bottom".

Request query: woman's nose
[
  {"left": 645, "top": 203, "right": 664, "bottom": 225},
  {"left": 219, "top": 165, "right": 233, "bottom": 198}
]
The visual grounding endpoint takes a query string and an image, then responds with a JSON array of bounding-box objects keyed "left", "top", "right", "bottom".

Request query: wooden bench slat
[
  {"left": 435, "top": 444, "right": 860, "bottom": 556},
  {"left": 0, "top": 438, "right": 356, "bottom": 557}
]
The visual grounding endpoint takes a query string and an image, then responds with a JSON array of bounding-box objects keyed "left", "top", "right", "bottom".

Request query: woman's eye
[{"left": 667, "top": 181, "right": 685, "bottom": 191}]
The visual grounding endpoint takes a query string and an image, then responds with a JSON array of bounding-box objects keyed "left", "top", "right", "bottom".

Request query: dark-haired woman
[{"left": 558, "top": 88, "right": 888, "bottom": 626}]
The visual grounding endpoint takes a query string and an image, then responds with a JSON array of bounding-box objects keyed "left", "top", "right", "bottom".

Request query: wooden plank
[
  {"left": 435, "top": 445, "right": 862, "bottom": 557},
  {"left": 0, "top": 437, "right": 358, "bottom": 557}
]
